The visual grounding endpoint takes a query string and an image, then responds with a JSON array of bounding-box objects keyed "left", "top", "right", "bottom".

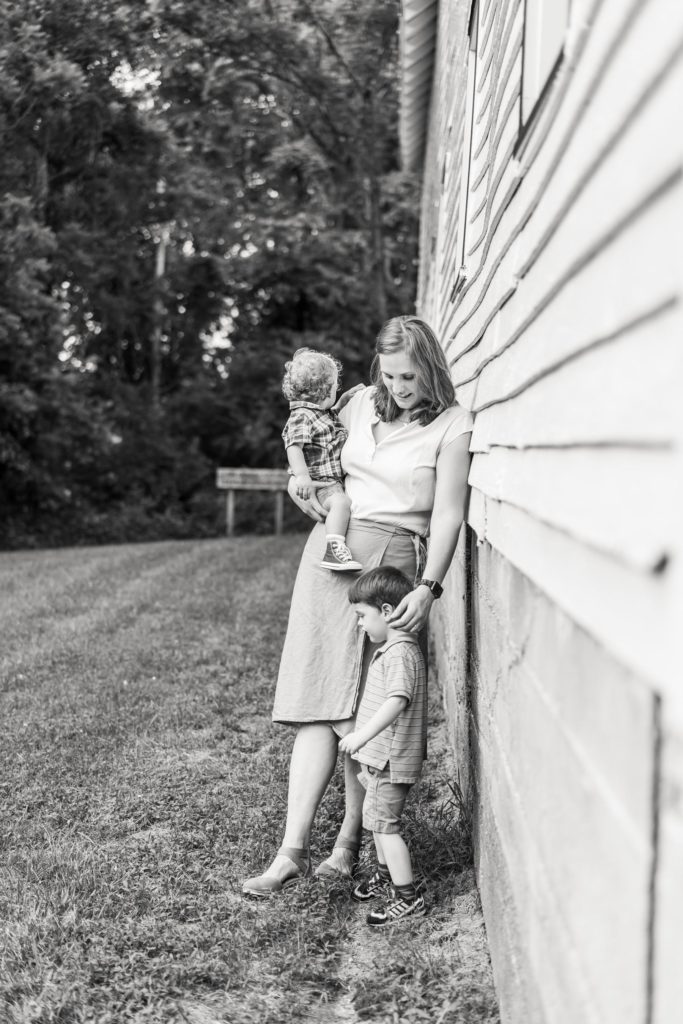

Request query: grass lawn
[{"left": 0, "top": 536, "right": 499, "bottom": 1024}]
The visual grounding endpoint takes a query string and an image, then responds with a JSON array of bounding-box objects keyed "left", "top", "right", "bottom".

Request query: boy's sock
[
  {"left": 377, "top": 863, "right": 391, "bottom": 883},
  {"left": 326, "top": 533, "right": 345, "bottom": 542},
  {"left": 394, "top": 881, "right": 418, "bottom": 901}
]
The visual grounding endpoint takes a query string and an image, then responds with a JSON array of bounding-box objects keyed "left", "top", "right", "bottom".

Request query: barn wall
[{"left": 415, "top": 0, "right": 683, "bottom": 1020}]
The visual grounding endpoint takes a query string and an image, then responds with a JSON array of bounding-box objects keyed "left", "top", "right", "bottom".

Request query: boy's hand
[{"left": 339, "top": 732, "right": 363, "bottom": 755}]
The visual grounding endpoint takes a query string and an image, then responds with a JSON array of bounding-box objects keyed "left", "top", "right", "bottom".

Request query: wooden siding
[
  {"left": 415, "top": 0, "right": 683, "bottom": 1021},
  {"left": 470, "top": 538, "right": 656, "bottom": 1024}
]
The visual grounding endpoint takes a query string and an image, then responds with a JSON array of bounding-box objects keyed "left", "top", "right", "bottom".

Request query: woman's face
[{"left": 378, "top": 350, "right": 423, "bottom": 410}]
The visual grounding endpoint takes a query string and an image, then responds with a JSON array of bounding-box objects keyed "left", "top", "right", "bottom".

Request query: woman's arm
[
  {"left": 388, "top": 432, "right": 472, "bottom": 632},
  {"left": 287, "top": 474, "right": 327, "bottom": 522}
]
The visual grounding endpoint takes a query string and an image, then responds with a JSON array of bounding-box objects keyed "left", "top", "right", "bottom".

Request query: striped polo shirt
[{"left": 353, "top": 634, "right": 427, "bottom": 784}]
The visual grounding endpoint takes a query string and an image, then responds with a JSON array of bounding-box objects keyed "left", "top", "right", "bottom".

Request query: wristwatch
[{"left": 418, "top": 578, "right": 443, "bottom": 599}]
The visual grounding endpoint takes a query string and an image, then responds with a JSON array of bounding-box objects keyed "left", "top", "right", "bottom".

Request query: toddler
[
  {"left": 339, "top": 566, "right": 427, "bottom": 927},
  {"left": 282, "top": 348, "right": 362, "bottom": 572}
]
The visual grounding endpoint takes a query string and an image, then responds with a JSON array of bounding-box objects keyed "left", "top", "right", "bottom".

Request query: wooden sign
[
  {"left": 216, "top": 468, "right": 290, "bottom": 492},
  {"left": 215, "top": 467, "right": 290, "bottom": 535}
]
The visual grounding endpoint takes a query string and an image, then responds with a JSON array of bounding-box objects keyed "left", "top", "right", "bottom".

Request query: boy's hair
[
  {"left": 348, "top": 566, "right": 413, "bottom": 610},
  {"left": 282, "top": 348, "right": 342, "bottom": 405}
]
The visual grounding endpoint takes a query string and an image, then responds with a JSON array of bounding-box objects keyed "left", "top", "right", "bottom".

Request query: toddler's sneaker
[
  {"left": 366, "top": 891, "right": 426, "bottom": 928},
  {"left": 351, "top": 871, "right": 391, "bottom": 904},
  {"left": 321, "top": 538, "right": 362, "bottom": 572}
]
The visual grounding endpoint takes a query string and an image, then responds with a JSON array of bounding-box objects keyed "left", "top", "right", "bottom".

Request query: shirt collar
[
  {"left": 290, "top": 400, "right": 326, "bottom": 411},
  {"left": 373, "top": 632, "right": 420, "bottom": 658}
]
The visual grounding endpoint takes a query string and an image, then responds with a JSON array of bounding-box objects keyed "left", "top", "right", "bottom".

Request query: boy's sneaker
[
  {"left": 320, "top": 539, "right": 362, "bottom": 572},
  {"left": 366, "top": 892, "right": 426, "bottom": 928},
  {"left": 351, "top": 871, "right": 392, "bottom": 904}
]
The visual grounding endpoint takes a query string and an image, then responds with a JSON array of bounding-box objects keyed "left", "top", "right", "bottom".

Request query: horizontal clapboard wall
[{"left": 416, "top": 0, "right": 683, "bottom": 1022}]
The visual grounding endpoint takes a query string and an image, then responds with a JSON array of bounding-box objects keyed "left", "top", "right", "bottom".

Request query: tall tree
[{"left": 0, "top": 0, "right": 419, "bottom": 547}]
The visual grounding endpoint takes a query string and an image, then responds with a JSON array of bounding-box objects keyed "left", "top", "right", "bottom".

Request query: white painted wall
[{"left": 414, "top": 0, "right": 683, "bottom": 1020}]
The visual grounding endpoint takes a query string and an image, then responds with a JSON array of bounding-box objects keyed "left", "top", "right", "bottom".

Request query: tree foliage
[{"left": 0, "top": 0, "right": 419, "bottom": 547}]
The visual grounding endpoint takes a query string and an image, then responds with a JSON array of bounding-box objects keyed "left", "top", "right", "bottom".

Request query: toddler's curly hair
[{"left": 282, "top": 348, "right": 342, "bottom": 404}]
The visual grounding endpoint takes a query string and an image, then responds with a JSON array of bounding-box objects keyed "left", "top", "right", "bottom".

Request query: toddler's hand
[
  {"left": 339, "top": 732, "right": 362, "bottom": 755},
  {"left": 332, "top": 383, "right": 365, "bottom": 414},
  {"left": 287, "top": 476, "right": 326, "bottom": 522},
  {"left": 294, "top": 474, "right": 315, "bottom": 500}
]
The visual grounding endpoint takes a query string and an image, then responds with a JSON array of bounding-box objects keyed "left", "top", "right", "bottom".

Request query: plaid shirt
[{"left": 282, "top": 402, "right": 347, "bottom": 483}]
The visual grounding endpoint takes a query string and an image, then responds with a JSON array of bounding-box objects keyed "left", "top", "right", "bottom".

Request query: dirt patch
[{"left": 298, "top": 712, "right": 501, "bottom": 1024}]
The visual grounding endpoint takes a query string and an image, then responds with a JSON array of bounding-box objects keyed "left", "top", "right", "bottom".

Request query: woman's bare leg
[
  {"left": 340, "top": 751, "right": 365, "bottom": 842},
  {"left": 260, "top": 723, "right": 339, "bottom": 881},
  {"left": 317, "top": 752, "right": 365, "bottom": 874}
]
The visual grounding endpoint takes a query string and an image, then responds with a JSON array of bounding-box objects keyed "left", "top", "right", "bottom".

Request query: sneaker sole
[
  {"left": 320, "top": 562, "right": 363, "bottom": 571},
  {"left": 366, "top": 906, "right": 427, "bottom": 928},
  {"left": 351, "top": 891, "right": 384, "bottom": 903}
]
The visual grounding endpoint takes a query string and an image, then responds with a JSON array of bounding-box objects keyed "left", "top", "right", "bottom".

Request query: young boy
[
  {"left": 339, "top": 566, "right": 427, "bottom": 927},
  {"left": 282, "top": 348, "right": 362, "bottom": 572}
]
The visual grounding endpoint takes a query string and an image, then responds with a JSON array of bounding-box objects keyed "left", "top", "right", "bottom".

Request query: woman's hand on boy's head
[
  {"left": 386, "top": 587, "right": 434, "bottom": 633},
  {"left": 287, "top": 475, "right": 327, "bottom": 522}
]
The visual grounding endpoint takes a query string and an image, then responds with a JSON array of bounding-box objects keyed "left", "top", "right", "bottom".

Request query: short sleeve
[
  {"left": 382, "top": 647, "right": 418, "bottom": 704},
  {"left": 282, "top": 409, "right": 313, "bottom": 449},
  {"left": 438, "top": 405, "right": 474, "bottom": 453}
]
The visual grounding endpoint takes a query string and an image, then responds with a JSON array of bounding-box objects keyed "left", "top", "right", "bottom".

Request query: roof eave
[{"left": 399, "top": 0, "right": 439, "bottom": 173}]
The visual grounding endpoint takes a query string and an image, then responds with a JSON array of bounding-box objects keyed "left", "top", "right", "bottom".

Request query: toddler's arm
[
  {"left": 286, "top": 444, "right": 319, "bottom": 499},
  {"left": 338, "top": 696, "right": 408, "bottom": 755}
]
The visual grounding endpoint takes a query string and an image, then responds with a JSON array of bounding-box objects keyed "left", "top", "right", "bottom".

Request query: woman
[{"left": 242, "top": 315, "right": 472, "bottom": 896}]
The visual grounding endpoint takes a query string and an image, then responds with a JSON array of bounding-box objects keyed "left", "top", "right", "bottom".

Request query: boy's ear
[{"left": 380, "top": 602, "right": 395, "bottom": 620}]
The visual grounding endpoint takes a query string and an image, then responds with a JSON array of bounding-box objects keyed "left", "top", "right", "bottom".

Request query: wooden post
[
  {"left": 226, "top": 490, "right": 235, "bottom": 537},
  {"left": 274, "top": 491, "right": 284, "bottom": 535}
]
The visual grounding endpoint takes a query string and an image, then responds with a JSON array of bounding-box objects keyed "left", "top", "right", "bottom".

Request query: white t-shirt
[{"left": 338, "top": 386, "right": 473, "bottom": 537}]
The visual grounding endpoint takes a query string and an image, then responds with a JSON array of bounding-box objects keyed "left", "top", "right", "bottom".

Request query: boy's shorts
[{"left": 359, "top": 765, "right": 412, "bottom": 834}]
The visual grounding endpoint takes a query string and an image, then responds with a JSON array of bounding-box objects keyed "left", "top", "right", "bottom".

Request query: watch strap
[{"left": 418, "top": 578, "right": 443, "bottom": 599}]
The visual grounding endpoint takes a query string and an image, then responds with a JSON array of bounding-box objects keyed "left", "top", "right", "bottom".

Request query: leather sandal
[
  {"left": 242, "top": 846, "right": 311, "bottom": 899},
  {"left": 314, "top": 835, "right": 360, "bottom": 879}
]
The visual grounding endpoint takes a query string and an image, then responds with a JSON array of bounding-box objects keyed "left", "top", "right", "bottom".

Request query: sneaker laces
[
  {"left": 329, "top": 539, "right": 353, "bottom": 562},
  {"left": 385, "top": 894, "right": 420, "bottom": 917}
]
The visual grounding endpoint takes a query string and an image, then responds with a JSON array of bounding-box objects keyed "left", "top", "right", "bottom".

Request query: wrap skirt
[{"left": 272, "top": 518, "right": 427, "bottom": 725}]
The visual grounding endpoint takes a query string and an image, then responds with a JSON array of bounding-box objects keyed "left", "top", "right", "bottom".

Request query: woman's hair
[
  {"left": 282, "top": 348, "right": 342, "bottom": 405},
  {"left": 347, "top": 566, "right": 413, "bottom": 611},
  {"left": 371, "top": 315, "right": 455, "bottom": 425}
]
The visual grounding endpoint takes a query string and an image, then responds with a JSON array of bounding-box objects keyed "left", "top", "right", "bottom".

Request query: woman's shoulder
[
  {"left": 431, "top": 403, "right": 473, "bottom": 448},
  {"left": 433, "top": 402, "right": 473, "bottom": 431},
  {"left": 338, "top": 384, "right": 376, "bottom": 426},
  {"left": 445, "top": 402, "right": 473, "bottom": 424}
]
